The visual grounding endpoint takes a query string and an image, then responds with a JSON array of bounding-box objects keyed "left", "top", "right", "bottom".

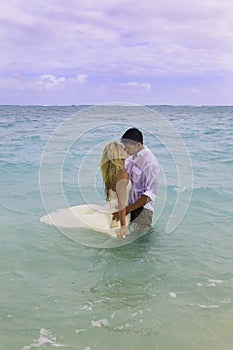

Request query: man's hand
[
  {"left": 112, "top": 206, "right": 130, "bottom": 222},
  {"left": 112, "top": 211, "right": 120, "bottom": 221}
]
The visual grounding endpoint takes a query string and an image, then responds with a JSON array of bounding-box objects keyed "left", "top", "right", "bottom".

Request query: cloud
[
  {"left": 1, "top": 0, "right": 233, "bottom": 78},
  {"left": 69, "top": 74, "right": 87, "bottom": 84},
  {"left": 0, "top": 0, "right": 233, "bottom": 104},
  {"left": 184, "top": 87, "right": 199, "bottom": 95},
  {"left": 0, "top": 73, "right": 87, "bottom": 92},
  {"left": 122, "top": 81, "right": 151, "bottom": 90},
  {"left": 34, "top": 74, "right": 65, "bottom": 91}
]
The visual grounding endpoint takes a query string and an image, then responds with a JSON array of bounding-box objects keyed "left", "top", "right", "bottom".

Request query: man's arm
[
  {"left": 112, "top": 194, "right": 150, "bottom": 221},
  {"left": 125, "top": 194, "right": 150, "bottom": 215}
]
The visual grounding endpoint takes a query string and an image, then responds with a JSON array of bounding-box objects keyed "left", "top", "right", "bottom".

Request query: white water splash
[
  {"left": 75, "top": 329, "right": 86, "bottom": 334},
  {"left": 22, "top": 328, "right": 65, "bottom": 349},
  {"left": 91, "top": 319, "right": 108, "bottom": 328},
  {"left": 197, "top": 304, "right": 219, "bottom": 309},
  {"left": 197, "top": 279, "right": 224, "bottom": 287},
  {"left": 169, "top": 292, "right": 177, "bottom": 298}
]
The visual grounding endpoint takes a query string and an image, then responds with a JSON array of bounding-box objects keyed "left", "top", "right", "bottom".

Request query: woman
[
  {"left": 40, "top": 142, "right": 131, "bottom": 238},
  {"left": 99, "top": 141, "right": 131, "bottom": 238}
]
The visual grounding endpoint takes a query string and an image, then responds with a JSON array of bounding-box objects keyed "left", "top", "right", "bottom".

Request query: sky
[{"left": 1, "top": 0, "right": 233, "bottom": 105}]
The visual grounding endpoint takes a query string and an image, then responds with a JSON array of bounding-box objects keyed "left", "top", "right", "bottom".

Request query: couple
[{"left": 40, "top": 128, "right": 159, "bottom": 238}]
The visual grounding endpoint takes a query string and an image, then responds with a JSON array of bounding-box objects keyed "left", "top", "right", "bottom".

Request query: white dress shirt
[{"left": 125, "top": 146, "right": 160, "bottom": 212}]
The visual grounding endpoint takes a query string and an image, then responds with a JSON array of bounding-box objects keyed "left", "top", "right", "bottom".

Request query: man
[{"left": 113, "top": 127, "right": 160, "bottom": 230}]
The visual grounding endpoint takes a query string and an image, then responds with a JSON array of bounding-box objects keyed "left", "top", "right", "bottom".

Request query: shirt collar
[
  {"left": 127, "top": 146, "right": 147, "bottom": 161},
  {"left": 136, "top": 146, "right": 147, "bottom": 157}
]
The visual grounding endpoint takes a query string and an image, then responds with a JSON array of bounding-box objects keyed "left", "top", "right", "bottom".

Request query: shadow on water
[{"left": 53, "top": 220, "right": 160, "bottom": 251}]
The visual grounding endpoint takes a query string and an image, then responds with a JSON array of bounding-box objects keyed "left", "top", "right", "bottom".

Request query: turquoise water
[{"left": 0, "top": 105, "right": 233, "bottom": 349}]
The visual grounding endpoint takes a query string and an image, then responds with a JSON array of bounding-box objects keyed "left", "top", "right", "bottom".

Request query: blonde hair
[{"left": 99, "top": 142, "right": 126, "bottom": 201}]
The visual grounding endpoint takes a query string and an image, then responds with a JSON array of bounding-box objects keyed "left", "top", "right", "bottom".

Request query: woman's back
[{"left": 107, "top": 180, "right": 132, "bottom": 208}]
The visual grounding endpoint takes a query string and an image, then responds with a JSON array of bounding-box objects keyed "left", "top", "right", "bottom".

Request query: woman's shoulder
[
  {"left": 116, "top": 169, "right": 129, "bottom": 181},
  {"left": 111, "top": 169, "right": 129, "bottom": 191}
]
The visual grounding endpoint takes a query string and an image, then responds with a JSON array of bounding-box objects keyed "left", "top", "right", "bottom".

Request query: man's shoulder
[
  {"left": 142, "top": 147, "right": 158, "bottom": 162},
  {"left": 140, "top": 148, "right": 160, "bottom": 174}
]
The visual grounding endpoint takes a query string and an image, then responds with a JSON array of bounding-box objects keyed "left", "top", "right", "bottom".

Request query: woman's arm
[{"left": 115, "top": 172, "right": 128, "bottom": 238}]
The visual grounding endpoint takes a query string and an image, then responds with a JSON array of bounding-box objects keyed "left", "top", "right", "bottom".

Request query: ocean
[{"left": 0, "top": 104, "right": 232, "bottom": 350}]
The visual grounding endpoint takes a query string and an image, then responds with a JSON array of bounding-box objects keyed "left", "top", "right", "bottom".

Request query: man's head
[{"left": 121, "top": 128, "right": 144, "bottom": 156}]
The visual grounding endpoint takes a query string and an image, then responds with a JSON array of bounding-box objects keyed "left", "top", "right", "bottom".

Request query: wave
[
  {"left": 0, "top": 160, "right": 39, "bottom": 172},
  {"left": 220, "top": 159, "right": 233, "bottom": 165},
  {"left": 161, "top": 185, "right": 233, "bottom": 219},
  {"left": 165, "top": 184, "right": 232, "bottom": 195}
]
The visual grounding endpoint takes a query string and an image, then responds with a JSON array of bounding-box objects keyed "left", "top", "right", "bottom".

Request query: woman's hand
[{"left": 118, "top": 225, "right": 126, "bottom": 238}]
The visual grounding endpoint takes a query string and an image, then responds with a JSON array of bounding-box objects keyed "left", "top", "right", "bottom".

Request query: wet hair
[
  {"left": 99, "top": 142, "right": 126, "bottom": 200},
  {"left": 121, "top": 127, "right": 143, "bottom": 144}
]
